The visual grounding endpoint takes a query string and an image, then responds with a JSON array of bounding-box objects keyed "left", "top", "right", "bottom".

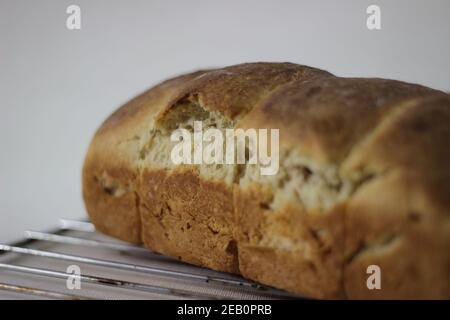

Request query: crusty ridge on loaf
[{"left": 83, "top": 62, "right": 450, "bottom": 299}]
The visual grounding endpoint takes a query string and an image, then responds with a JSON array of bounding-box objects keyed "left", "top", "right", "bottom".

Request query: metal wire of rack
[{"left": 0, "top": 219, "right": 299, "bottom": 300}]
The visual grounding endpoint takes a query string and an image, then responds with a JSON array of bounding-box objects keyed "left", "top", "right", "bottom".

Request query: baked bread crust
[{"left": 83, "top": 62, "right": 450, "bottom": 299}]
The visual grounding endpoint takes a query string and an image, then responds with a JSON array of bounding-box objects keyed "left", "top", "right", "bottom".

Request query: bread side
[
  {"left": 83, "top": 63, "right": 450, "bottom": 299},
  {"left": 234, "top": 77, "right": 446, "bottom": 298},
  {"left": 83, "top": 70, "right": 211, "bottom": 243},
  {"left": 342, "top": 94, "right": 450, "bottom": 298}
]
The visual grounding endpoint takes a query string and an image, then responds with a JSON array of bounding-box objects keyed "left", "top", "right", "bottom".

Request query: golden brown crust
[
  {"left": 82, "top": 70, "right": 212, "bottom": 243},
  {"left": 82, "top": 165, "right": 141, "bottom": 243},
  {"left": 233, "top": 184, "right": 346, "bottom": 299},
  {"left": 82, "top": 62, "right": 450, "bottom": 299},
  {"left": 139, "top": 167, "right": 238, "bottom": 273},
  {"left": 83, "top": 62, "right": 331, "bottom": 271},
  {"left": 238, "top": 77, "right": 440, "bottom": 163},
  {"left": 157, "top": 62, "right": 332, "bottom": 122},
  {"left": 234, "top": 79, "right": 448, "bottom": 299},
  {"left": 342, "top": 95, "right": 450, "bottom": 299},
  {"left": 137, "top": 63, "right": 333, "bottom": 273},
  {"left": 344, "top": 171, "right": 450, "bottom": 299}
]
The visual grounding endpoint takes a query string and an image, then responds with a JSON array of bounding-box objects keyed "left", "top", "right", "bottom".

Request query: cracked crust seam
[{"left": 132, "top": 68, "right": 335, "bottom": 250}]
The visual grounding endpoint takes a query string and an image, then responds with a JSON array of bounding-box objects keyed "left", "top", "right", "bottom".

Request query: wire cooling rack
[{"left": 0, "top": 219, "right": 298, "bottom": 300}]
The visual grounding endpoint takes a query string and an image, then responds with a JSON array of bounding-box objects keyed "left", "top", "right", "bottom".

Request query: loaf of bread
[{"left": 83, "top": 62, "right": 450, "bottom": 299}]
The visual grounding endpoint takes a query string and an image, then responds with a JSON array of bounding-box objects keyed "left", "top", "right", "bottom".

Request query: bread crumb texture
[{"left": 83, "top": 62, "right": 450, "bottom": 299}]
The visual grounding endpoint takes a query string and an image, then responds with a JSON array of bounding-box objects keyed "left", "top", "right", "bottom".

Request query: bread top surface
[
  {"left": 99, "top": 62, "right": 332, "bottom": 134},
  {"left": 84, "top": 70, "right": 211, "bottom": 170},
  {"left": 238, "top": 76, "right": 441, "bottom": 162},
  {"left": 85, "top": 62, "right": 332, "bottom": 171},
  {"left": 84, "top": 62, "right": 450, "bottom": 213},
  {"left": 234, "top": 73, "right": 449, "bottom": 215},
  {"left": 156, "top": 62, "right": 333, "bottom": 121},
  {"left": 343, "top": 94, "right": 450, "bottom": 216}
]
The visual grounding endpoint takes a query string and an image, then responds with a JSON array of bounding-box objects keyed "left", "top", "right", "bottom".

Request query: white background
[{"left": 0, "top": 0, "right": 449, "bottom": 242}]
